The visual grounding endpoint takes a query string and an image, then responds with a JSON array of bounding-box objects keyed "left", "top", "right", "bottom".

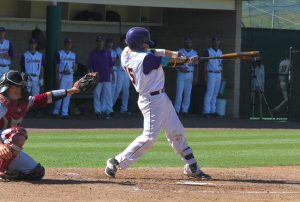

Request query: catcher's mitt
[{"left": 76, "top": 72, "right": 98, "bottom": 93}]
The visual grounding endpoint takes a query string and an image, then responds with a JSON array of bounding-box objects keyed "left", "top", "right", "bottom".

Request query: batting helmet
[
  {"left": 125, "top": 27, "right": 154, "bottom": 50},
  {"left": 0, "top": 71, "right": 27, "bottom": 94}
]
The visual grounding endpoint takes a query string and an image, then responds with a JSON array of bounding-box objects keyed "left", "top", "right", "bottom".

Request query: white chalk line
[{"left": 133, "top": 186, "right": 300, "bottom": 195}]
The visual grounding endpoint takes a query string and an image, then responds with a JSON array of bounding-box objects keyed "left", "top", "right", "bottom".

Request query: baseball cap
[
  {"left": 29, "top": 38, "right": 38, "bottom": 44},
  {"left": 96, "top": 35, "right": 105, "bottom": 42},
  {"left": 0, "top": 27, "right": 6, "bottom": 32},
  {"left": 64, "top": 38, "right": 72, "bottom": 44}
]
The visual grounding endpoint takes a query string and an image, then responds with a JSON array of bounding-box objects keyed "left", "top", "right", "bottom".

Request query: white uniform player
[
  {"left": 105, "top": 38, "right": 117, "bottom": 108},
  {"left": 174, "top": 38, "right": 198, "bottom": 114},
  {"left": 53, "top": 38, "right": 77, "bottom": 119},
  {"left": 0, "top": 27, "right": 13, "bottom": 77},
  {"left": 20, "top": 39, "right": 44, "bottom": 96},
  {"left": 113, "top": 39, "right": 131, "bottom": 114},
  {"left": 203, "top": 37, "right": 223, "bottom": 118},
  {"left": 105, "top": 27, "right": 211, "bottom": 180}
]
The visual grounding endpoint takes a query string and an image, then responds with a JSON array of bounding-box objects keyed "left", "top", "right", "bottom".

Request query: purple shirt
[
  {"left": 143, "top": 53, "right": 161, "bottom": 75},
  {"left": 87, "top": 48, "right": 113, "bottom": 82}
]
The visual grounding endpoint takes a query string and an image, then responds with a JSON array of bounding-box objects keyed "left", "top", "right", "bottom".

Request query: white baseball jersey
[
  {"left": 207, "top": 48, "right": 222, "bottom": 71},
  {"left": 278, "top": 59, "right": 291, "bottom": 82},
  {"left": 121, "top": 47, "right": 164, "bottom": 95},
  {"left": 178, "top": 48, "right": 198, "bottom": 72},
  {"left": 57, "top": 50, "right": 76, "bottom": 74},
  {"left": 0, "top": 39, "right": 11, "bottom": 66},
  {"left": 23, "top": 51, "right": 43, "bottom": 76}
]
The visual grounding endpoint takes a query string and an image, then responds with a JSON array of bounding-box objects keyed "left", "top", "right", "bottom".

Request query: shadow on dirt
[{"left": 26, "top": 179, "right": 136, "bottom": 186}]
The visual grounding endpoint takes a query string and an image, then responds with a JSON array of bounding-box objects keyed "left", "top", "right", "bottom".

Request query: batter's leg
[
  {"left": 113, "top": 95, "right": 164, "bottom": 171},
  {"left": 162, "top": 96, "right": 211, "bottom": 180}
]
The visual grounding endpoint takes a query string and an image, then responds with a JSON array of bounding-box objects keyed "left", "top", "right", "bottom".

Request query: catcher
[{"left": 0, "top": 71, "right": 98, "bottom": 181}]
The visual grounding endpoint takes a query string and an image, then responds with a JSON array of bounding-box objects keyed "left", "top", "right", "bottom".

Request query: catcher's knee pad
[
  {"left": 18, "top": 163, "right": 45, "bottom": 180},
  {"left": 0, "top": 127, "right": 28, "bottom": 174}
]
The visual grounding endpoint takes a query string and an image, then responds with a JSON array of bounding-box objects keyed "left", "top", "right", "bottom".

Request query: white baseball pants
[
  {"left": 174, "top": 72, "right": 193, "bottom": 113},
  {"left": 203, "top": 72, "right": 221, "bottom": 113}
]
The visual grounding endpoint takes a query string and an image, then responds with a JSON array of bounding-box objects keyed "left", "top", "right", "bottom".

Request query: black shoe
[
  {"left": 212, "top": 112, "right": 222, "bottom": 118},
  {"left": 105, "top": 158, "right": 119, "bottom": 178},
  {"left": 105, "top": 112, "right": 114, "bottom": 119},
  {"left": 181, "top": 112, "right": 188, "bottom": 117},
  {"left": 95, "top": 112, "right": 103, "bottom": 119},
  {"left": 120, "top": 111, "right": 132, "bottom": 116},
  {"left": 192, "top": 171, "right": 212, "bottom": 180},
  {"left": 52, "top": 114, "right": 59, "bottom": 119},
  {"left": 203, "top": 113, "right": 211, "bottom": 119},
  {"left": 61, "top": 115, "right": 70, "bottom": 119}
]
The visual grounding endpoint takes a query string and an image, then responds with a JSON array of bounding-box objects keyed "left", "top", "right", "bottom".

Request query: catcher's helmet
[
  {"left": 0, "top": 71, "right": 27, "bottom": 94},
  {"left": 125, "top": 27, "right": 154, "bottom": 50}
]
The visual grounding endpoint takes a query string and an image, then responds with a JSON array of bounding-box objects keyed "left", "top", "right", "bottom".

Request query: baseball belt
[
  {"left": 150, "top": 88, "right": 165, "bottom": 96},
  {"left": 208, "top": 70, "right": 221, "bottom": 73}
]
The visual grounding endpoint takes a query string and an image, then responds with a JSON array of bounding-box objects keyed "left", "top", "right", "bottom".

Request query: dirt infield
[{"left": 1, "top": 166, "right": 299, "bottom": 202}]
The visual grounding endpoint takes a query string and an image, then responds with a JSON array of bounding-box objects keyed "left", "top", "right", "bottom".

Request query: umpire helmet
[
  {"left": 125, "top": 27, "right": 154, "bottom": 50},
  {"left": 0, "top": 71, "right": 27, "bottom": 94}
]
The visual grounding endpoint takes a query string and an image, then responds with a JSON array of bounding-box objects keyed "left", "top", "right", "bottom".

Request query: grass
[{"left": 23, "top": 129, "right": 300, "bottom": 168}]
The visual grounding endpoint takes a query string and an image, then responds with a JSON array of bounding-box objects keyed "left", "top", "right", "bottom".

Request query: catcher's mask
[
  {"left": 125, "top": 27, "right": 154, "bottom": 51},
  {"left": 0, "top": 71, "right": 29, "bottom": 99}
]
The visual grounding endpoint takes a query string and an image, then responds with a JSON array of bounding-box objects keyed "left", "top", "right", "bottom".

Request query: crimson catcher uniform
[{"left": 0, "top": 71, "right": 80, "bottom": 180}]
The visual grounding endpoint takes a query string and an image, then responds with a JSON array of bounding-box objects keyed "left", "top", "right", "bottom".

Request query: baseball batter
[
  {"left": 0, "top": 70, "right": 81, "bottom": 181},
  {"left": 0, "top": 27, "right": 13, "bottom": 77},
  {"left": 105, "top": 27, "right": 211, "bottom": 180},
  {"left": 174, "top": 38, "right": 198, "bottom": 114},
  {"left": 203, "top": 37, "right": 223, "bottom": 118},
  {"left": 20, "top": 38, "right": 44, "bottom": 96},
  {"left": 52, "top": 38, "right": 78, "bottom": 119},
  {"left": 113, "top": 36, "right": 131, "bottom": 114}
]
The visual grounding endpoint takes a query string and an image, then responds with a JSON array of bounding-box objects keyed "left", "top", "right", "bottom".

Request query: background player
[
  {"left": 174, "top": 38, "right": 198, "bottom": 115},
  {"left": 0, "top": 27, "right": 13, "bottom": 77},
  {"left": 0, "top": 70, "right": 80, "bottom": 181},
  {"left": 52, "top": 38, "right": 78, "bottom": 119},
  {"left": 88, "top": 35, "right": 115, "bottom": 119},
  {"left": 203, "top": 36, "right": 223, "bottom": 118},
  {"left": 105, "top": 27, "right": 211, "bottom": 180},
  {"left": 113, "top": 35, "right": 131, "bottom": 114},
  {"left": 20, "top": 38, "right": 45, "bottom": 96},
  {"left": 105, "top": 38, "right": 117, "bottom": 109}
]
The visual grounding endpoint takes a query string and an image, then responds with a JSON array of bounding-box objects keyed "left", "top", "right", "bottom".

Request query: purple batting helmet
[{"left": 125, "top": 27, "right": 154, "bottom": 50}]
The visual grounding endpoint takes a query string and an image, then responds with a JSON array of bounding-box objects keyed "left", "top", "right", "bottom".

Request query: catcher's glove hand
[{"left": 74, "top": 72, "right": 99, "bottom": 93}]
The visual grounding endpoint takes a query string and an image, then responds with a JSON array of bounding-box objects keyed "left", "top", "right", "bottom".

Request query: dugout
[
  {"left": 240, "top": 28, "right": 300, "bottom": 121},
  {"left": 0, "top": 0, "right": 242, "bottom": 117}
]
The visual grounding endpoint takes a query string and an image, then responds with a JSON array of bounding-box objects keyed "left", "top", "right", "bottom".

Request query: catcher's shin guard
[{"left": 0, "top": 127, "right": 28, "bottom": 179}]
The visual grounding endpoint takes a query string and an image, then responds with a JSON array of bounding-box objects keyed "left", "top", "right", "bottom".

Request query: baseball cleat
[
  {"left": 105, "top": 158, "right": 119, "bottom": 178},
  {"left": 191, "top": 171, "right": 212, "bottom": 180}
]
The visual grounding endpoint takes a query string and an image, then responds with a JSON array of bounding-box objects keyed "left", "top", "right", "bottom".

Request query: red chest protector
[{"left": 0, "top": 93, "right": 48, "bottom": 130}]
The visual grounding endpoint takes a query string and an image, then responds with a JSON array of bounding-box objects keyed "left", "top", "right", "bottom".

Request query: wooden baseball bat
[{"left": 199, "top": 51, "right": 260, "bottom": 60}]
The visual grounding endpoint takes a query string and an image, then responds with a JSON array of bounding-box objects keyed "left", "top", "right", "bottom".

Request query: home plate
[{"left": 176, "top": 181, "right": 216, "bottom": 186}]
